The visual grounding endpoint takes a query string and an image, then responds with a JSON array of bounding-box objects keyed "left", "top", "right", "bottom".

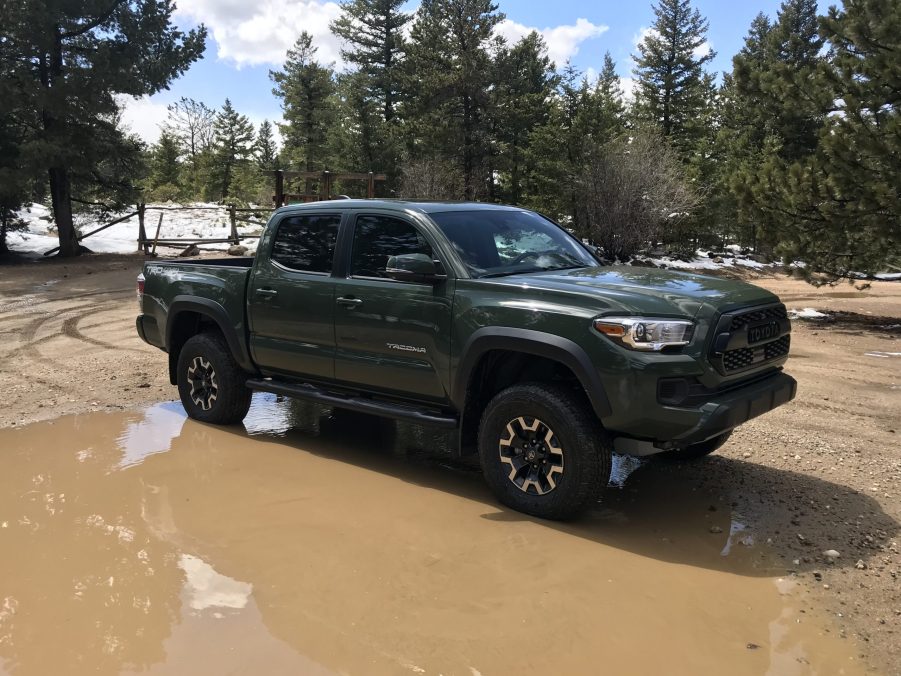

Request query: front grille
[
  {"left": 764, "top": 335, "right": 791, "bottom": 360},
  {"left": 729, "top": 305, "right": 788, "bottom": 330},
  {"left": 711, "top": 303, "right": 792, "bottom": 375},
  {"left": 722, "top": 335, "right": 791, "bottom": 373}
]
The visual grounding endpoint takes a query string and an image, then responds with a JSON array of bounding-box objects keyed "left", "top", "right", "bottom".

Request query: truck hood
[{"left": 496, "top": 265, "right": 778, "bottom": 318}]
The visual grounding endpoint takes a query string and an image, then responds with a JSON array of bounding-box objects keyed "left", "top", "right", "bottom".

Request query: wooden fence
[
  {"left": 268, "top": 170, "right": 388, "bottom": 207},
  {"left": 44, "top": 203, "right": 270, "bottom": 257}
]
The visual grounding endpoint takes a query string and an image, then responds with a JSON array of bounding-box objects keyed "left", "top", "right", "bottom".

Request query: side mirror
[{"left": 386, "top": 253, "right": 447, "bottom": 283}]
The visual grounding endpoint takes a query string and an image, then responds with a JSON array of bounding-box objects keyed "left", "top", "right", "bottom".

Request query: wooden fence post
[
  {"left": 151, "top": 212, "right": 164, "bottom": 256},
  {"left": 137, "top": 203, "right": 147, "bottom": 253},
  {"left": 274, "top": 170, "right": 284, "bottom": 207},
  {"left": 228, "top": 204, "right": 239, "bottom": 245},
  {"left": 367, "top": 172, "right": 375, "bottom": 198}
]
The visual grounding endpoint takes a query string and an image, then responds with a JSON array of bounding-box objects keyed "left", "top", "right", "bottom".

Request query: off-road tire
[
  {"left": 656, "top": 431, "right": 733, "bottom": 461},
  {"left": 478, "top": 383, "right": 612, "bottom": 520},
  {"left": 177, "top": 332, "right": 252, "bottom": 425}
]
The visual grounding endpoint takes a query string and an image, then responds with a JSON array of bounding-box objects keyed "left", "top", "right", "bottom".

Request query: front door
[
  {"left": 333, "top": 214, "right": 453, "bottom": 402},
  {"left": 248, "top": 212, "right": 342, "bottom": 380}
]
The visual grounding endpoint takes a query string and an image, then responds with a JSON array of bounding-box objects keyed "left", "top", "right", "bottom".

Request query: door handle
[
  {"left": 336, "top": 296, "right": 363, "bottom": 307},
  {"left": 255, "top": 288, "right": 278, "bottom": 297}
]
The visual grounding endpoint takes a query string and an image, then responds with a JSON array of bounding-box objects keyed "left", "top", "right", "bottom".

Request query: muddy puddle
[{"left": 0, "top": 396, "right": 867, "bottom": 675}]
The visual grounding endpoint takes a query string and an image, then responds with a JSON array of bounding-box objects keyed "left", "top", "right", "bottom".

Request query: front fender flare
[{"left": 452, "top": 327, "right": 612, "bottom": 419}]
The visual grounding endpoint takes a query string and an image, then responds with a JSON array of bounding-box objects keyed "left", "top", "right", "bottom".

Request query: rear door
[
  {"left": 248, "top": 212, "right": 342, "bottom": 380},
  {"left": 332, "top": 213, "right": 454, "bottom": 402}
]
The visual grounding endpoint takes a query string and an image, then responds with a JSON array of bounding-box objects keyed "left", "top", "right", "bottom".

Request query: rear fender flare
[{"left": 166, "top": 297, "right": 255, "bottom": 374}]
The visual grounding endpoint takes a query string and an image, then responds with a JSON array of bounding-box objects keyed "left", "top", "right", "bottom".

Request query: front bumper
[{"left": 660, "top": 371, "right": 797, "bottom": 448}]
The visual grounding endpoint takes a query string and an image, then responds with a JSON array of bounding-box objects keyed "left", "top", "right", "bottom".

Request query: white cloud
[
  {"left": 619, "top": 76, "right": 637, "bottom": 102},
  {"left": 118, "top": 96, "right": 169, "bottom": 144},
  {"left": 496, "top": 17, "right": 608, "bottom": 66},
  {"left": 175, "top": 0, "right": 343, "bottom": 67},
  {"left": 693, "top": 41, "right": 712, "bottom": 59},
  {"left": 118, "top": 96, "right": 282, "bottom": 147},
  {"left": 633, "top": 26, "right": 658, "bottom": 49},
  {"left": 174, "top": 1, "right": 609, "bottom": 72}
]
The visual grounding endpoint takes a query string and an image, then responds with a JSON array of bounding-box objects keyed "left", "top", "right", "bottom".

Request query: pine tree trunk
[
  {"left": 0, "top": 216, "right": 8, "bottom": 256},
  {"left": 49, "top": 167, "right": 80, "bottom": 257}
]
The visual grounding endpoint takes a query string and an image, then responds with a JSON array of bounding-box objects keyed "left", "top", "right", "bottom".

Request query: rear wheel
[
  {"left": 655, "top": 431, "right": 732, "bottom": 461},
  {"left": 177, "top": 332, "right": 252, "bottom": 424},
  {"left": 478, "top": 383, "right": 612, "bottom": 520}
]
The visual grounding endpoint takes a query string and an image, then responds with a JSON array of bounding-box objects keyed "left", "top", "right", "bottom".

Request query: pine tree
[
  {"left": 330, "top": 0, "right": 410, "bottom": 124},
  {"left": 0, "top": 19, "right": 29, "bottom": 255},
  {"left": 403, "top": 0, "right": 505, "bottom": 198},
  {"left": 150, "top": 131, "right": 182, "bottom": 189},
  {"left": 714, "top": 14, "right": 775, "bottom": 248},
  {"left": 333, "top": 70, "right": 381, "bottom": 173},
  {"left": 491, "top": 32, "right": 558, "bottom": 204},
  {"left": 727, "top": 0, "right": 830, "bottom": 253},
  {"left": 762, "top": 0, "right": 899, "bottom": 276},
  {"left": 524, "top": 64, "right": 590, "bottom": 226},
  {"left": 254, "top": 120, "right": 279, "bottom": 171},
  {"left": 632, "top": 0, "right": 716, "bottom": 157},
  {"left": 595, "top": 52, "right": 626, "bottom": 127},
  {"left": 4, "top": 0, "right": 206, "bottom": 256},
  {"left": 578, "top": 52, "right": 626, "bottom": 144},
  {"left": 210, "top": 99, "right": 255, "bottom": 200},
  {"left": 271, "top": 33, "right": 337, "bottom": 173}
]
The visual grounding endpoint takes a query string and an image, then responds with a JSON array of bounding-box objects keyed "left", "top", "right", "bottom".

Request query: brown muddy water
[{"left": 0, "top": 395, "right": 867, "bottom": 675}]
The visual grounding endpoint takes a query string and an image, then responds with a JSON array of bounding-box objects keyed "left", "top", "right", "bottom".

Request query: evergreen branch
[{"left": 60, "top": 1, "right": 126, "bottom": 39}]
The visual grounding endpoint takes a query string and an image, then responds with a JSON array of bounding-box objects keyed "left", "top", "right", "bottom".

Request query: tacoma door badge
[{"left": 386, "top": 343, "right": 427, "bottom": 354}]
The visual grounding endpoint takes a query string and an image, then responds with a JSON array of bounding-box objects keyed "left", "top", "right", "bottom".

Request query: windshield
[{"left": 430, "top": 210, "right": 598, "bottom": 278}]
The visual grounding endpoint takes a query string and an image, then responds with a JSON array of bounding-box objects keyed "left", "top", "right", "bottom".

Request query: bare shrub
[
  {"left": 576, "top": 132, "right": 698, "bottom": 261},
  {"left": 398, "top": 157, "right": 464, "bottom": 200}
]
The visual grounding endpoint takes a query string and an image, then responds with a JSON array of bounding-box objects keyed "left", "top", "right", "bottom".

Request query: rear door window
[{"left": 270, "top": 214, "right": 341, "bottom": 273}]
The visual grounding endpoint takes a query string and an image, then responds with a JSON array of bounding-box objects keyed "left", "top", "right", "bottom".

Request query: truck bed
[{"left": 138, "top": 257, "right": 255, "bottom": 357}]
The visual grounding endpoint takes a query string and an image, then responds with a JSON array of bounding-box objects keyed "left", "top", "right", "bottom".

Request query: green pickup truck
[{"left": 136, "top": 200, "right": 796, "bottom": 519}]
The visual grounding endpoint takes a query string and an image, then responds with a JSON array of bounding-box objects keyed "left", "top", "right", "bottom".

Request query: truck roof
[{"left": 273, "top": 200, "right": 523, "bottom": 216}]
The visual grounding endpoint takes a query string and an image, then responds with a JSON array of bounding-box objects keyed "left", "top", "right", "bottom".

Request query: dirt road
[{"left": 0, "top": 254, "right": 898, "bottom": 674}]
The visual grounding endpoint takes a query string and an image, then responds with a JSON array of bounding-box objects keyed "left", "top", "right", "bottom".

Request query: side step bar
[{"left": 246, "top": 378, "right": 459, "bottom": 429}]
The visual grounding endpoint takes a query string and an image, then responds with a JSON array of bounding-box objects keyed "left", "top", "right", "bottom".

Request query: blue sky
[{"left": 122, "top": 0, "right": 831, "bottom": 143}]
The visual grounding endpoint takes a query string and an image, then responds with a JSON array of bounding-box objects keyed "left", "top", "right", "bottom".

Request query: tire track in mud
[
  {"left": 61, "top": 312, "right": 144, "bottom": 353},
  {"left": 0, "top": 287, "right": 131, "bottom": 316},
  {"left": 4, "top": 300, "right": 142, "bottom": 362},
  {"left": 18, "top": 303, "right": 99, "bottom": 342}
]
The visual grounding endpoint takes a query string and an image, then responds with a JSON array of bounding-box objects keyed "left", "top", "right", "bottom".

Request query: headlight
[{"left": 593, "top": 317, "right": 694, "bottom": 351}]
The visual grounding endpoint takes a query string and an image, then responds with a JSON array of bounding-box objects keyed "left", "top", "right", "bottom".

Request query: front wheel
[
  {"left": 177, "top": 332, "right": 252, "bottom": 425},
  {"left": 478, "top": 383, "right": 612, "bottom": 520}
]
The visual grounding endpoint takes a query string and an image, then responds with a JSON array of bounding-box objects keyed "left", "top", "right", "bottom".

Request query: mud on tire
[
  {"left": 177, "top": 332, "right": 252, "bottom": 425},
  {"left": 478, "top": 383, "right": 612, "bottom": 520}
]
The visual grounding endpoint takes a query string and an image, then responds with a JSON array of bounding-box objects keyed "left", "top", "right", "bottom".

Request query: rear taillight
[{"left": 137, "top": 273, "right": 145, "bottom": 308}]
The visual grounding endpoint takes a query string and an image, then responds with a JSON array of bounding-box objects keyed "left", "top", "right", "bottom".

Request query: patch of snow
[
  {"left": 787, "top": 308, "right": 829, "bottom": 320},
  {"left": 864, "top": 352, "right": 901, "bottom": 358},
  {"left": 732, "top": 257, "right": 767, "bottom": 269},
  {"left": 875, "top": 272, "right": 901, "bottom": 281},
  {"left": 9, "top": 202, "right": 266, "bottom": 256}
]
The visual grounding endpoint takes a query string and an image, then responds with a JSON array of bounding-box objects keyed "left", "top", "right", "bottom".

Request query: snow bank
[
  {"left": 787, "top": 308, "right": 829, "bottom": 320},
  {"left": 9, "top": 202, "right": 265, "bottom": 256},
  {"left": 634, "top": 249, "right": 771, "bottom": 272}
]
